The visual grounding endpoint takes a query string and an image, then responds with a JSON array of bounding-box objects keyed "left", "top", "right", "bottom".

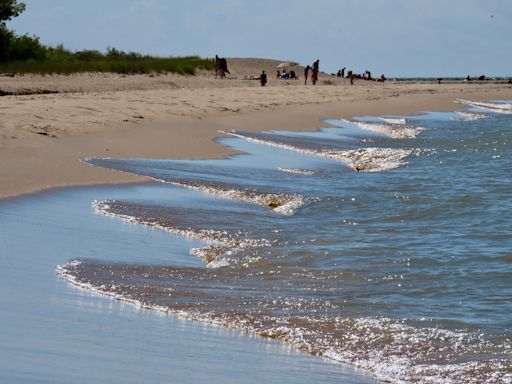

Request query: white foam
[
  {"left": 277, "top": 167, "right": 320, "bottom": 176},
  {"left": 93, "top": 200, "right": 270, "bottom": 267},
  {"left": 453, "top": 111, "right": 488, "bottom": 121},
  {"left": 456, "top": 99, "right": 512, "bottom": 114},
  {"left": 338, "top": 118, "right": 422, "bottom": 139},
  {"left": 382, "top": 117, "right": 407, "bottom": 125},
  {"left": 156, "top": 179, "right": 304, "bottom": 216},
  {"left": 222, "top": 130, "right": 416, "bottom": 172}
]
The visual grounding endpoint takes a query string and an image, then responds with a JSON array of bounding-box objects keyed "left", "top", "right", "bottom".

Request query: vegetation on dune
[{"left": 0, "top": 0, "right": 213, "bottom": 75}]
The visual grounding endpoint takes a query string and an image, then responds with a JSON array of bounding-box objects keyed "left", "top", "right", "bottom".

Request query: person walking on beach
[
  {"left": 312, "top": 59, "right": 319, "bottom": 85},
  {"left": 260, "top": 70, "right": 267, "bottom": 86},
  {"left": 304, "top": 65, "right": 310, "bottom": 85}
]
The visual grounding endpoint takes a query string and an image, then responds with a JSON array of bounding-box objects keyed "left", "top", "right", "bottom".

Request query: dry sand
[{"left": 1, "top": 58, "right": 511, "bottom": 199}]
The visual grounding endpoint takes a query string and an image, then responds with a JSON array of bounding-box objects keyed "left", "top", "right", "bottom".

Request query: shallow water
[
  {"left": 0, "top": 186, "right": 374, "bottom": 383},
  {"left": 3, "top": 100, "right": 511, "bottom": 383}
]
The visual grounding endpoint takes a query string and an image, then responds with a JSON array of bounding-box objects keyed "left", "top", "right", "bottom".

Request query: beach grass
[{"left": 0, "top": 45, "right": 214, "bottom": 75}]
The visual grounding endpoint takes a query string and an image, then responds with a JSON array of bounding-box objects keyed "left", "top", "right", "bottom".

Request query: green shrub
[
  {"left": 0, "top": 42, "right": 215, "bottom": 75},
  {"left": 7, "top": 33, "right": 47, "bottom": 60},
  {"left": 0, "top": 27, "right": 13, "bottom": 61},
  {"left": 74, "top": 49, "right": 104, "bottom": 61}
]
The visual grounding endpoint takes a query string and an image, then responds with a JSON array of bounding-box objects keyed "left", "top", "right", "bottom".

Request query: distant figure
[
  {"left": 508, "top": 78, "right": 512, "bottom": 84},
  {"left": 276, "top": 70, "right": 281, "bottom": 79},
  {"left": 312, "top": 59, "right": 319, "bottom": 85},
  {"left": 290, "top": 70, "right": 297, "bottom": 79},
  {"left": 379, "top": 74, "right": 386, "bottom": 82},
  {"left": 349, "top": 73, "right": 355, "bottom": 85},
  {"left": 341, "top": 67, "right": 346, "bottom": 78},
  {"left": 214, "top": 55, "right": 221, "bottom": 77},
  {"left": 437, "top": 78, "right": 443, "bottom": 84},
  {"left": 260, "top": 70, "right": 267, "bottom": 86},
  {"left": 219, "top": 57, "right": 229, "bottom": 79},
  {"left": 304, "top": 65, "right": 310, "bottom": 85}
]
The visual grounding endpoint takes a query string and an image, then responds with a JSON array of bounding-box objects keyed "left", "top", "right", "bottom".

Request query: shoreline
[{"left": 1, "top": 71, "right": 511, "bottom": 200}]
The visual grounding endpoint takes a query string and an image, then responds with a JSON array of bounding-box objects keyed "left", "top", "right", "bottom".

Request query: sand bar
[{"left": 1, "top": 58, "right": 511, "bottom": 199}]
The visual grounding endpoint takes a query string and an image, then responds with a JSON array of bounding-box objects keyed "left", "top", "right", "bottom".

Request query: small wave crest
[
  {"left": 452, "top": 111, "right": 488, "bottom": 121},
  {"left": 93, "top": 200, "right": 270, "bottom": 266},
  {"left": 456, "top": 99, "right": 512, "bottom": 114},
  {"left": 382, "top": 117, "right": 407, "bottom": 125},
  {"left": 277, "top": 168, "right": 321, "bottom": 176},
  {"left": 155, "top": 179, "right": 304, "bottom": 216},
  {"left": 340, "top": 118, "right": 423, "bottom": 139},
  {"left": 223, "top": 130, "right": 416, "bottom": 172}
]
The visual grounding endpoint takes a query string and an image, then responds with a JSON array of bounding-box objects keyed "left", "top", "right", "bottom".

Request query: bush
[
  {"left": 74, "top": 49, "right": 104, "bottom": 61},
  {"left": 7, "top": 33, "right": 47, "bottom": 60}
]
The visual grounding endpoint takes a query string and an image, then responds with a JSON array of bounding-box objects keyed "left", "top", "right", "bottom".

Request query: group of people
[
  {"left": 335, "top": 67, "right": 386, "bottom": 84},
  {"left": 214, "top": 55, "right": 230, "bottom": 79},
  {"left": 276, "top": 70, "right": 298, "bottom": 80},
  {"left": 303, "top": 59, "right": 320, "bottom": 85},
  {"left": 214, "top": 55, "right": 388, "bottom": 87}
]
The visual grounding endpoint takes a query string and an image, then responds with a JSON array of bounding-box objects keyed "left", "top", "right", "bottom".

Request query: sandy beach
[{"left": 1, "top": 57, "right": 511, "bottom": 199}]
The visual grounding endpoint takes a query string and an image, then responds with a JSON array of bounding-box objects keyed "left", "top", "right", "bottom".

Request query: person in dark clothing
[
  {"left": 260, "top": 70, "right": 267, "bottom": 86},
  {"left": 304, "top": 65, "right": 310, "bottom": 85},
  {"left": 312, "top": 59, "right": 319, "bottom": 85},
  {"left": 214, "top": 55, "right": 221, "bottom": 77},
  {"left": 219, "top": 57, "right": 230, "bottom": 79}
]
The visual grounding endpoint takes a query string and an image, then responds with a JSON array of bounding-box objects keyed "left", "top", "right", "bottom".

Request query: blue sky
[{"left": 8, "top": 0, "right": 512, "bottom": 77}]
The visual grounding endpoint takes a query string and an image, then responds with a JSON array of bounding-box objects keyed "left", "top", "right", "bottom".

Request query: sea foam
[
  {"left": 93, "top": 200, "right": 270, "bottom": 266},
  {"left": 456, "top": 99, "right": 512, "bottom": 114},
  {"left": 155, "top": 179, "right": 304, "bottom": 216},
  {"left": 223, "top": 130, "right": 416, "bottom": 172},
  {"left": 338, "top": 118, "right": 423, "bottom": 139}
]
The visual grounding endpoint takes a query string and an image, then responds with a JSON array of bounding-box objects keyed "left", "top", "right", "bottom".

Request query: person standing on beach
[
  {"left": 260, "top": 70, "right": 267, "bottom": 86},
  {"left": 214, "top": 55, "right": 220, "bottom": 78},
  {"left": 219, "top": 57, "right": 229, "bottom": 79},
  {"left": 304, "top": 65, "right": 310, "bottom": 85},
  {"left": 312, "top": 59, "right": 319, "bottom": 85}
]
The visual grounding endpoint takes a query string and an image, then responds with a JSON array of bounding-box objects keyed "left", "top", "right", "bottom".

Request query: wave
[
  {"left": 452, "top": 111, "right": 488, "bottom": 121},
  {"left": 339, "top": 118, "right": 423, "bottom": 139},
  {"left": 155, "top": 178, "right": 304, "bottom": 216},
  {"left": 277, "top": 168, "right": 322, "bottom": 176},
  {"left": 456, "top": 99, "right": 512, "bottom": 114},
  {"left": 57, "top": 260, "right": 512, "bottom": 384},
  {"left": 93, "top": 200, "right": 270, "bottom": 266},
  {"left": 382, "top": 117, "right": 407, "bottom": 125},
  {"left": 223, "top": 130, "right": 416, "bottom": 172}
]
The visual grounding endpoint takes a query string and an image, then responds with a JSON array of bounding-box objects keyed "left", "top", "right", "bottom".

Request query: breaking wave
[
  {"left": 93, "top": 200, "right": 270, "bottom": 266},
  {"left": 339, "top": 118, "right": 423, "bottom": 139},
  {"left": 222, "top": 130, "right": 416, "bottom": 172},
  {"left": 155, "top": 179, "right": 304, "bottom": 216}
]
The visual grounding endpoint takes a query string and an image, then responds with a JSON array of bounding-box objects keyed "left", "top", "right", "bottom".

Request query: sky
[{"left": 8, "top": 0, "right": 512, "bottom": 77}]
